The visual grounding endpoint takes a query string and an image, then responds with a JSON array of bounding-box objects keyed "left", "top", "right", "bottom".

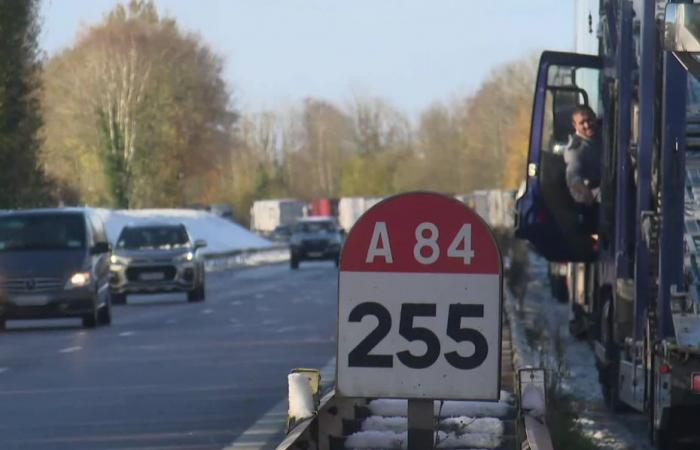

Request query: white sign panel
[{"left": 336, "top": 192, "right": 502, "bottom": 400}]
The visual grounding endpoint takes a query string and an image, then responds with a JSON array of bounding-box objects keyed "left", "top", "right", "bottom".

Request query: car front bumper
[
  {"left": 110, "top": 262, "right": 198, "bottom": 294},
  {"left": 291, "top": 243, "right": 341, "bottom": 261},
  {"left": 0, "top": 289, "right": 95, "bottom": 319}
]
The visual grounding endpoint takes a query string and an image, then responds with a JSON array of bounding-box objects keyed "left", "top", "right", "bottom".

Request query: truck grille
[
  {"left": 0, "top": 277, "right": 63, "bottom": 294},
  {"left": 125, "top": 266, "right": 176, "bottom": 282}
]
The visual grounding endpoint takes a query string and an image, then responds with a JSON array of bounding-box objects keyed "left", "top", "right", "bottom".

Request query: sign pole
[{"left": 407, "top": 399, "right": 434, "bottom": 450}]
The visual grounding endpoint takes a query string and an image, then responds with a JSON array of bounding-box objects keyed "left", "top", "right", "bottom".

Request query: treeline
[{"left": 1, "top": 0, "right": 535, "bottom": 224}]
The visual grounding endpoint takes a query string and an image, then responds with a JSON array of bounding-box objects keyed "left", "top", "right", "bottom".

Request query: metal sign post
[{"left": 336, "top": 192, "right": 503, "bottom": 450}]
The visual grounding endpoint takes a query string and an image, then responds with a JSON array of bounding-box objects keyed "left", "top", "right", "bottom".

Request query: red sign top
[{"left": 340, "top": 192, "right": 501, "bottom": 274}]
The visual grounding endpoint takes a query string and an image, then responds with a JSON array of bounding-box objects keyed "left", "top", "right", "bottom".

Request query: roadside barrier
[{"left": 203, "top": 244, "right": 289, "bottom": 272}]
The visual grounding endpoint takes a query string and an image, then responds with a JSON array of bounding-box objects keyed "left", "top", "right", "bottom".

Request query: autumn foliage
[{"left": 34, "top": 1, "right": 537, "bottom": 223}]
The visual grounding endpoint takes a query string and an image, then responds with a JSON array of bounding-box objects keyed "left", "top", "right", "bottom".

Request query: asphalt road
[{"left": 0, "top": 261, "right": 339, "bottom": 450}]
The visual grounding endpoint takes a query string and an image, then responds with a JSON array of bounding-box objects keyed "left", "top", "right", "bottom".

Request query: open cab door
[{"left": 515, "top": 51, "right": 603, "bottom": 262}]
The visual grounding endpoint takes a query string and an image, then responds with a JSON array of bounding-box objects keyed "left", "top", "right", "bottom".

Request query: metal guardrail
[
  {"left": 276, "top": 369, "right": 553, "bottom": 450},
  {"left": 203, "top": 244, "right": 289, "bottom": 272}
]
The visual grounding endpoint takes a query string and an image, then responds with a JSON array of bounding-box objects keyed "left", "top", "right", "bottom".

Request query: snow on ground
[
  {"left": 94, "top": 208, "right": 274, "bottom": 255},
  {"left": 507, "top": 252, "right": 653, "bottom": 450}
]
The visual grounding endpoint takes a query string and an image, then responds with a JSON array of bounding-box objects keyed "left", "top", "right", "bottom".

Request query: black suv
[
  {"left": 289, "top": 217, "right": 343, "bottom": 269},
  {"left": 0, "top": 209, "right": 113, "bottom": 329}
]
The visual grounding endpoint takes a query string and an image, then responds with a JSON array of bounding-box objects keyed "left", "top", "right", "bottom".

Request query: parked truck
[
  {"left": 250, "top": 199, "right": 306, "bottom": 234},
  {"left": 337, "top": 196, "right": 383, "bottom": 232},
  {"left": 455, "top": 190, "right": 515, "bottom": 229},
  {"left": 516, "top": 1, "right": 700, "bottom": 447}
]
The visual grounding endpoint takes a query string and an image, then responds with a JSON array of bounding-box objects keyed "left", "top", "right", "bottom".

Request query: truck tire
[
  {"left": 290, "top": 258, "right": 299, "bottom": 270},
  {"left": 568, "top": 303, "right": 587, "bottom": 340},
  {"left": 599, "top": 300, "right": 625, "bottom": 412}
]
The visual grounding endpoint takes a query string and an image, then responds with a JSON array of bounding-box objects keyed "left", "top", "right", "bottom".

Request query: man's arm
[{"left": 564, "top": 146, "right": 595, "bottom": 205}]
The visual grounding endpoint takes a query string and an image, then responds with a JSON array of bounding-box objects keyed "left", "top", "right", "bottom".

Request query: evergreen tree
[{"left": 0, "top": 0, "right": 50, "bottom": 207}]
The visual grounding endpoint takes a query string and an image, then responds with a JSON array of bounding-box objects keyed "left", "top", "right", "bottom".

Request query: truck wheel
[
  {"left": 568, "top": 303, "right": 587, "bottom": 340},
  {"left": 290, "top": 258, "right": 299, "bottom": 270},
  {"left": 551, "top": 276, "right": 568, "bottom": 303},
  {"left": 599, "top": 363, "right": 624, "bottom": 412}
]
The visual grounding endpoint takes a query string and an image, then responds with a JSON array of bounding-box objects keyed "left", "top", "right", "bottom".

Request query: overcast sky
[{"left": 39, "top": 0, "right": 576, "bottom": 115}]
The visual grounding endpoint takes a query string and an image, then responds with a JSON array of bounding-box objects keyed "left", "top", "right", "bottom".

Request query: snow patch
[
  {"left": 368, "top": 393, "right": 513, "bottom": 419},
  {"left": 345, "top": 429, "right": 500, "bottom": 449},
  {"left": 360, "top": 416, "right": 504, "bottom": 436},
  {"left": 94, "top": 208, "right": 273, "bottom": 255}
]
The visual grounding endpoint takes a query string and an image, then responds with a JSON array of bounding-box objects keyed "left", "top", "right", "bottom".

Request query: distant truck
[
  {"left": 337, "top": 196, "right": 383, "bottom": 232},
  {"left": 455, "top": 190, "right": 515, "bottom": 229},
  {"left": 309, "top": 198, "right": 338, "bottom": 217},
  {"left": 250, "top": 199, "right": 306, "bottom": 234}
]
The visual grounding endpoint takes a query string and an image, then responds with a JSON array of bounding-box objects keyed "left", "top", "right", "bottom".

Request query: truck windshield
[
  {"left": 0, "top": 213, "right": 86, "bottom": 251},
  {"left": 117, "top": 226, "right": 190, "bottom": 250}
]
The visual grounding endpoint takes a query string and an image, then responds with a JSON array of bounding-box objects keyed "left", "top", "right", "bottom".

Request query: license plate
[
  {"left": 13, "top": 294, "right": 50, "bottom": 306},
  {"left": 307, "top": 251, "right": 323, "bottom": 257},
  {"left": 140, "top": 272, "right": 165, "bottom": 281}
]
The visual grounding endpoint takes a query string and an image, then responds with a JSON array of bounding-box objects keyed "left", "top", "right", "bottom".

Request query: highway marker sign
[{"left": 336, "top": 192, "right": 503, "bottom": 400}]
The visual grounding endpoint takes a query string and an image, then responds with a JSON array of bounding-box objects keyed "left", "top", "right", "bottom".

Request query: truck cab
[{"left": 515, "top": 51, "right": 602, "bottom": 263}]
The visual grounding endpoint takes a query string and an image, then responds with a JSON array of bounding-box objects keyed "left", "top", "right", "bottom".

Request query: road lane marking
[
  {"left": 59, "top": 346, "right": 82, "bottom": 353},
  {"left": 202, "top": 309, "right": 214, "bottom": 315},
  {"left": 166, "top": 319, "right": 177, "bottom": 324},
  {"left": 231, "top": 300, "right": 243, "bottom": 306},
  {"left": 0, "top": 368, "right": 8, "bottom": 374},
  {"left": 119, "top": 331, "right": 135, "bottom": 337}
]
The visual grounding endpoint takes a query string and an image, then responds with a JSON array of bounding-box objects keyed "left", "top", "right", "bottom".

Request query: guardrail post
[
  {"left": 407, "top": 399, "right": 434, "bottom": 450},
  {"left": 517, "top": 368, "right": 553, "bottom": 450}
]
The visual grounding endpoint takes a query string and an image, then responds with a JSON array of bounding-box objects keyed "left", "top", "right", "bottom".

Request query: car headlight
[
  {"left": 177, "top": 252, "right": 194, "bottom": 262},
  {"left": 110, "top": 255, "right": 129, "bottom": 265},
  {"left": 65, "top": 272, "right": 91, "bottom": 289}
]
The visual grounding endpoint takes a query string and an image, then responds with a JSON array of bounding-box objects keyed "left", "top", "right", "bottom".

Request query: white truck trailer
[
  {"left": 337, "top": 196, "right": 383, "bottom": 232},
  {"left": 250, "top": 199, "right": 306, "bottom": 233}
]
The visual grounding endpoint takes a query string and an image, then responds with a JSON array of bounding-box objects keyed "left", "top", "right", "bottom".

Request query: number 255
[{"left": 347, "top": 302, "right": 488, "bottom": 370}]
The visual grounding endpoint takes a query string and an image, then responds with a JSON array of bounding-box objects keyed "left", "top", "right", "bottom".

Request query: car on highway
[
  {"left": 289, "top": 216, "right": 343, "bottom": 269},
  {"left": 271, "top": 224, "right": 292, "bottom": 242},
  {"left": 109, "top": 223, "right": 207, "bottom": 303},
  {"left": 0, "top": 208, "right": 113, "bottom": 329}
]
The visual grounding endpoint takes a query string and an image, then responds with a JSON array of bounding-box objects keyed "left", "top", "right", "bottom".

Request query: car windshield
[
  {"left": 117, "top": 226, "right": 190, "bottom": 250},
  {"left": 294, "top": 221, "right": 336, "bottom": 233},
  {"left": 0, "top": 213, "right": 86, "bottom": 251}
]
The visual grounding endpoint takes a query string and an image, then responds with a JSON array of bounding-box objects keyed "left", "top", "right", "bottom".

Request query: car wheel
[
  {"left": 98, "top": 298, "right": 112, "bottom": 325},
  {"left": 82, "top": 309, "right": 98, "bottom": 328},
  {"left": 112, "top": 292, "right": 127, "bottom": 305},
  {"left": 334, "top": 256, "right": 340, "bottom": 268},
  {"left": 290, "top": 258, "right": 299, "bottom": 270},
  {"left": 0, "top": 316, "right": 6, "bottom": 331},
  {"left": 187, "top": 283, "right": 205, "bottom": 303}
]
